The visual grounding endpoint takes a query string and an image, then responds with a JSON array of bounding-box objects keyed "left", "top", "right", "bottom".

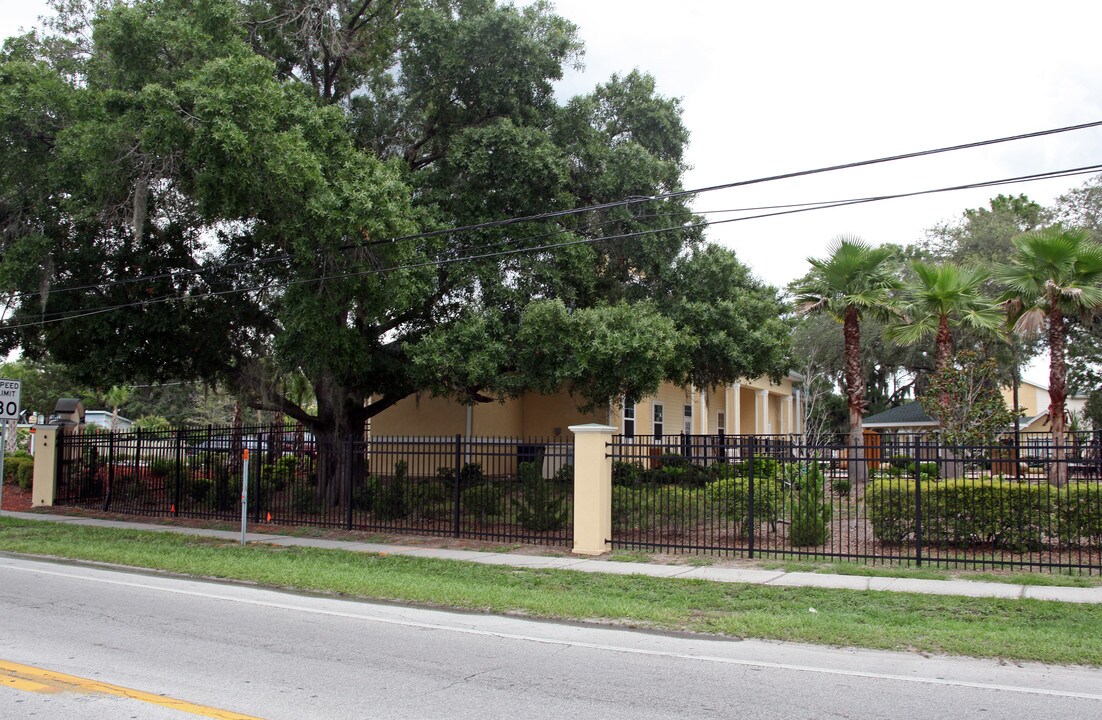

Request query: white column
[
  {"left": 757, "top": 390, "right": 769, "bottom": 434},
  {"left": 699, "top": 387, "right": 708, "bottom": 435},
  {"left": 786, "top": 394, "right": 795, "bottom": 435},
  {"left": 795, "top": 389, "right": 803, "bottom": 435},
  {"left": 731, "top": 383, "right": 742, "bottom": 435}
]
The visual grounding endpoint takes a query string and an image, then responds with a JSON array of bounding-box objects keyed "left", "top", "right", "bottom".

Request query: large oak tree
[{"left": 0, "top": 0, "right": 790, "bottom": 502}]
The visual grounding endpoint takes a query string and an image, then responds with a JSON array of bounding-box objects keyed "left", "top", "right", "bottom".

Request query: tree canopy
[{"left": 0, "top": 0, "right": 791, "bottom": 498}]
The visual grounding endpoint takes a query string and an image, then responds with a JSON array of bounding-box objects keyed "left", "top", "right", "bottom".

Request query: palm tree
[
  {"left": 794, "top": 236, "right": 900, "bottom": 484},
  {"left": 887, "top": 261, "right": 1004, "bottom": 375},
  {"left": 996, "top": 227, "right": 1102, "bottom": 485},
  {"left": 887, "top": 262, "right": 1004, "bottom": 477},
  {"left": 103, "top": 385, "right": 131, "bottom": 432}
]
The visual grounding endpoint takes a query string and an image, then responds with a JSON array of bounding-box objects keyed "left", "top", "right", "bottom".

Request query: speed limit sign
[
  {"left": 0, "top": 379, "right": 20, "bottom": 421},
  {"left": 0, "top": 378, "right": 19, "bottom": 515}
]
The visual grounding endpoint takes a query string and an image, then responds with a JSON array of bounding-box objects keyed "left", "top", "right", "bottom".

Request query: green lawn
[{"left": 0, "top": 516, "right": 1099, "bottom": 666}]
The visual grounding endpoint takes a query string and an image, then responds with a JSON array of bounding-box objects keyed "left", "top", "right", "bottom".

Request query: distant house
[
  {"left": 862, "top": 402, "right": 939, "bottom": 435},
  {"left": 862, "top": 379, "right": 1088, "bottom": 439},
  {"left": 1000, "top": 381, "right": 1087, "bottom": 434},
  {"left": 84, "top": 410, "right": 134, "bottom": 431}
]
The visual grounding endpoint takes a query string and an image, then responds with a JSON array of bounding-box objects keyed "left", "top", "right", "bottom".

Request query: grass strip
[
  {"left": 1, "top": 517, "right": 1099, "bottom": 666},
  {"left": 758, "top": 559, "right": 1102, "bottom": 587}
]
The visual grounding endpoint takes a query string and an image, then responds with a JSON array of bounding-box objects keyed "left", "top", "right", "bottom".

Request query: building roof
[
  {"left": 863, "top": 401, "right": 938, "bottom": 428},
  {"left": 85, "top": 410, "right": 134, "bottom": 427}
]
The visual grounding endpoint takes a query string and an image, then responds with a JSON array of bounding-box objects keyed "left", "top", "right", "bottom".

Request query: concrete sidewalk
[{"left": 4, "top": 511, "right": 1101, "bottom": 604}]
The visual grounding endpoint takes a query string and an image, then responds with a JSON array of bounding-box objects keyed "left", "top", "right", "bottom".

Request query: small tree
[
  {"left": 919, "top": 351, "right": 1015, "bottom": 476},
  {"left": 1084, "top": 389, "right": 1102, "bottom": 430},
  {"left": 103, "top": 385, "right": 131, "bottom": 432}
]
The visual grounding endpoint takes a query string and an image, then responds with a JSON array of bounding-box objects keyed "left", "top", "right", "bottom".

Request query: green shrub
[
  {"left": 612, "top": 484, "right": 702, "bottom": 532},
  {"left": 291, "top": 481, "right": 322, "bottom": 515},
  {"left": 187, "top": 476, "right": 214, "bottom": 503},
  {"left": 874, "top": 462, "right": 938, "bottom": 483},
  {"left": 513, "top": 462, "right": 568, "bottom": 532},
  {"left": 434, "top": 462, "right": 485, "bottom": 490},
  {"left": 552, "top": 464, "right": 574, "bottom": 484},
  {"left": 652, "top": 485, "right": 702, "bottom": 530},
  {"left": 656, "top": 464, "right": 709, "bottom": 487},
  {"left": 612, "top": 460, "right": 644, "bottom": 487},
  {"left": 4, "top": 455, "right": 34, "bottom": 489},
  {"left": 868, "top": 477, "right": 916, "bottom": 543},
  {"left": 261, "top": 456, "right": 298, "bottom": 494},
  {"left": 133, "top": 415, "right": 171, "bottom": 431},
  {"left": 459, "top": 462, "right": 484, "bottom": 488},
  {"left": 889, "top": 455, "right": 913, "bottom": 471},
  {"left": 407, "top": 479, "right": 448, "bottom": 519},
  {"left": 831, "top": 474, "right": 851, "bottom": 496},
  {"left": 352, "top": 477, "right": 378, "bottom": 512},
  {"left": 788, "top": 464, "right": 831, "bottom": 547},
  {"left": 148, "top": 457, "right": 176, "bottom": 479},
  {"left": 462, "top": 481, "right": 504, "bottom": 521},
  {"left": 707, "top": 475, "right": 784, "bottom": 537},
  {"left": 707, "top": 462, "right": 739, "bottom": 482},
  {"left": 372, "top": 461, "right": 409, "bottom": 521},
  {"left": 658, "top": 453, "right": 691, "bottom": 468},
  {"left": 1053, "top": 484, "right": 1102, "bottom": 546},
  {"left": 211, "top": 475, "right": 239, "bottom": 511},
  {"left": 737, "top": 457, "right": 779, "bottom": 481}
]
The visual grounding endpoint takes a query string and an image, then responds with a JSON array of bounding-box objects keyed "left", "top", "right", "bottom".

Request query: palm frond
[{"left": 1013, "top": 307, "right": 1047, "bottom": 337}]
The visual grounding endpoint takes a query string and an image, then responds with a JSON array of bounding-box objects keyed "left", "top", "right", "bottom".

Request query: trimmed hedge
[
  {"left": 4, "top": 455, "right": 34, "bottom": 490},
  {"left": 868, "top": 478, "right": 1102, "bottom": 551}
]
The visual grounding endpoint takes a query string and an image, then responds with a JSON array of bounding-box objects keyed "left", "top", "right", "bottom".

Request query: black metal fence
[
  {"left": 54, "top": 424, "right": 573, "bottom": 546},
  {"left": 609, "top": 433, "right": 1102, "bottom": 574}
]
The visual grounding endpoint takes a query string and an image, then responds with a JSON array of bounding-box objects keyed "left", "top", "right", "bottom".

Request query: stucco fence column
[
  {"left": 31, "top": 425, "right": 59, "bottom": 507},
  {"left": 569, "top": 423, "right": 616, "bottom": 556}
]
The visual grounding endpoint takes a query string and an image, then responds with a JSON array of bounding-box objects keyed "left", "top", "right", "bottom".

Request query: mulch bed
[{"left": 1, "top": 481, "right": 33, "bottom": 512}]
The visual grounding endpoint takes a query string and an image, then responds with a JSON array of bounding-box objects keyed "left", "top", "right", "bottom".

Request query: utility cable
[
  {"left": 9, "top": 119, "right": 1100, "bottom": 303},
  {"left": 6, "top": 162, "right": 1100, "bottom": 331}
]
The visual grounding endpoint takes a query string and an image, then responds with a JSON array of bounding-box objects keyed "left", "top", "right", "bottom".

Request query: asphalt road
[{"left": 1, "top": 554, "right": 1100, "bottom": 720}]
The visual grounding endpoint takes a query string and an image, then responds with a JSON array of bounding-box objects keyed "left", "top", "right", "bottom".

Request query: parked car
[{"left": 187, "top": 436, "right": 268, "bottom": 457}]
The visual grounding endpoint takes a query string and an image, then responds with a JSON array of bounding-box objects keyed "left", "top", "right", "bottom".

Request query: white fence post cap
[{"left": 568, "top": 424, "right": 618, "bottom": 435}]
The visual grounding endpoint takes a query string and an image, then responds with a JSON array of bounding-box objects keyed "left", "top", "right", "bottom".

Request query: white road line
[{"left": 3, "top": 559, "right": 1100, "bottom": 702}]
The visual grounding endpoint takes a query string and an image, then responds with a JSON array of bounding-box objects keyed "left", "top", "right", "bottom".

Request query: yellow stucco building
[{"left": 370, "top": 374, "right": 804, "bottom": 440}]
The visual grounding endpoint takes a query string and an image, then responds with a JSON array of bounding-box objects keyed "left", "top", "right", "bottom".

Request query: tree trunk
[
  {"left": 934, "top": 314, "right": 961, "bottom": 478},
  {"left": 311, "top": 376, "right": 369, "bottom": 507},
  {"left": 1048, "top": 305, "right": 1068, "bottom": 486},
  {"left": 843, "top": 308, "right": 868, "bottom": 485},
  {"left": 934, "top": 314, "right": 953, "bottom": 375}
]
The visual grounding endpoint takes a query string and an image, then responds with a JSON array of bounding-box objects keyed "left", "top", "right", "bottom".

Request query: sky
[{"left": 4, "top": 0, "right": 1101, "bottom": 385}]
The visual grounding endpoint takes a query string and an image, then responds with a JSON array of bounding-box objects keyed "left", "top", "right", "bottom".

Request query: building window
[
  {"left": 717, "top": 412, "right": 725, "bottom": 434},
  {"left": 623, "top": 402, "right": 636, "bottom": 438},
  {"left": 653, "top": 403, "right": 664, "bottom": 441},
  {"left": 684, "top": 404, "right": 693, "bottom": 435}
]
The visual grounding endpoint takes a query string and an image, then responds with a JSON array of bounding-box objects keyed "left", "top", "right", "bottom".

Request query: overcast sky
[{"left": 5, "top": 0, "right": 1100, "bottom": 385}]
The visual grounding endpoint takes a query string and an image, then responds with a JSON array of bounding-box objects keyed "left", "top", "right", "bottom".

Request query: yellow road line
[
  {"left": 1, "top": 675, "right": 60, "bottom": 694},
  {"left": 0, "top": 659, "right": 267, "bottom": 720}
]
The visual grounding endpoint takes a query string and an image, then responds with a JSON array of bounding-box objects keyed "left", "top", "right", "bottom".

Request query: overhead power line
[
  {"left": 365, "top": 119, "right": 1102, "bottom": 246},
  {"left": 6, "top": 162, "right": 1101, "bottom": 331},
  {"left": 10, "top": 119, "right": 1102, "bottom": 304}
]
